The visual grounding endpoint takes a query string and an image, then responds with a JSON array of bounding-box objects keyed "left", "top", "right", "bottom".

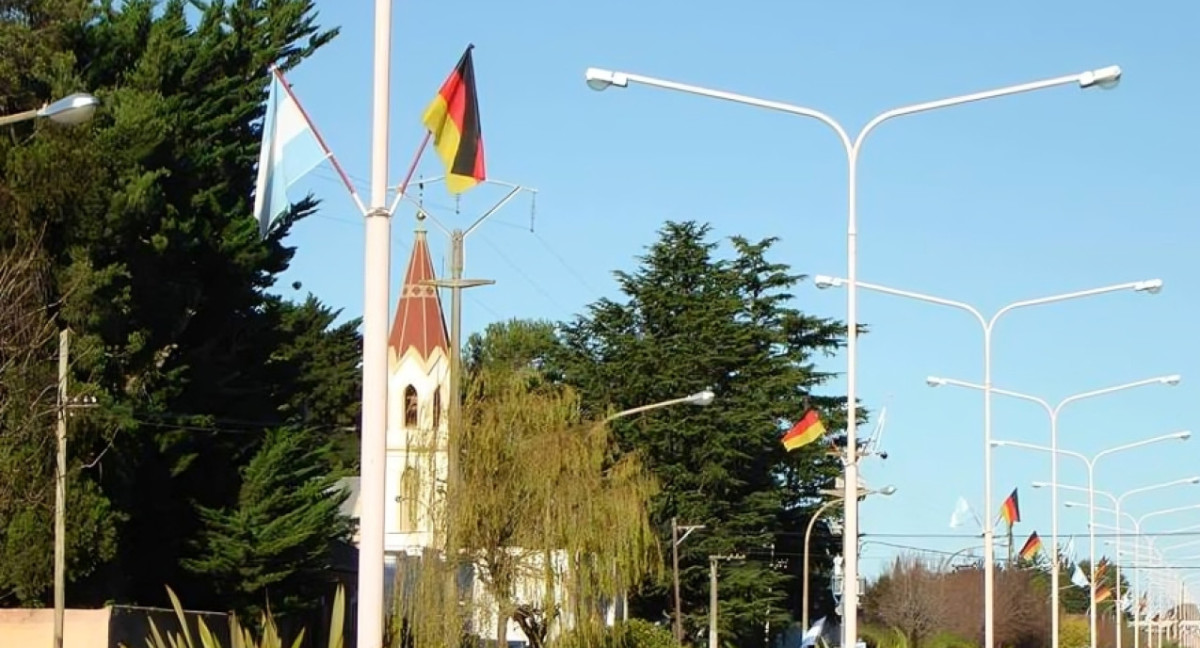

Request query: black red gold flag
[{"left": 422, "top": 45, "right": 486, "bottom": 194}]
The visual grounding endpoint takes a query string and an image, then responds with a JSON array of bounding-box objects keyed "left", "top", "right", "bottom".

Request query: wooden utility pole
[
  {"left": 672, "top": 517, "right": 704, "bottom": 643},
  {"left": 53, "top": 329, "right": 67, "bottom": 648},
  {"left": 53, "top": 329, "right": 96, "bottom": 648},
  {"left": 708, "top": 554, "right": 744, "bottom": 648}
]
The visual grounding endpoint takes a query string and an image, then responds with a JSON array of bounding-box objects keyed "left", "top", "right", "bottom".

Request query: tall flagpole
[{"left": 357, "top": 0, "right": 392, "bottom": 645}]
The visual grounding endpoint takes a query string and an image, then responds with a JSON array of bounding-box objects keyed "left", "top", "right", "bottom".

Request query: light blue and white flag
[
  {"left": 801, "top": 616, "right": 826, "bottom": 648},
  {"left": 253, "top": 69, "right": 329, "bottom": 236}
]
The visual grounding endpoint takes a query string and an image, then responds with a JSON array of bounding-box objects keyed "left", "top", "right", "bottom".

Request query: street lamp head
[
  {"left": 585, "top": 68, "right": 627, "bottom": 91},
  {"left": 878, "top": 485, "right": 898, "bottom": 496},
  {"left": 1188, "top": 476, "right": 1200, "bottom": 485},
  {"left": 1175, "top": 430, "right": 1192, "bottom": 441},
  {"left": 1078, "top": 65, "right": 1122, "bottom": 90},
  {"left": 1064, "top": 501, "right": 1084, "bottom": 508},
  {"left": 1133, "top": 278, "right": 1164, "bottom": 294},
  {"left": 1161, "top": 374, "right": 1183, "bottom": 386},
  {"left": 687, "top": 389, "right": 715, "bottom": 407},
  {"left": 812, "top": 275, "right": 843, "bottom": 290},
  {"left": 925, "top": 376, "right": 947, "bottom": 387},
  {"left": 989, "top": 440, "right": 1004, "bottom": 448},
  {"left": 1031, "top": 481, "right": 1050, "bottom": 489},
  {"left": 38, "top": 92, "right": 100, "bottom": 125}
]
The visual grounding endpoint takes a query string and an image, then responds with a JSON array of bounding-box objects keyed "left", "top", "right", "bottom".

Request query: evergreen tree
[
  {"left": 0, "top": 0, "right": 357, "bottom": 607},
  {"left": 556, "top": 221, "right": 849, "bottom": 647},
  {"left": 182, "top": 426, "right": 353, "bottom": 620}
]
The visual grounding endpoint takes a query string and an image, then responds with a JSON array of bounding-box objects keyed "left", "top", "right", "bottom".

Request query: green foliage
[
  {"left": 120, "top": 582, "right": 346, "bottom": 648},
  {"left": 553, "top": 221, "right": 848, "bottom": 646},
  {"left": 559, "top": 618, "right": 677, "bottom": 648},
  {"left": 182, "top": 427, "right": 353, "bottom": 620},
  {"left": 0, "top": 0, "right": 358, "bottom": 608},
  {"left": 1059, "top": 616, "right": 1089, "bottom": 648},
  {"left": 402, "top": 363, "right": 661, "bottom": 648}
]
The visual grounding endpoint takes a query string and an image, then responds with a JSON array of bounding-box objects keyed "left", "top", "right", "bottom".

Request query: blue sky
[{"left": 274, "top": 0, "right": 1200, "bottom": 582}]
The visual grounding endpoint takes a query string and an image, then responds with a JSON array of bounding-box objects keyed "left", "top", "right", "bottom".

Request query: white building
[{"left": 339, "top": 223, "right": 623, "bottom": 647}]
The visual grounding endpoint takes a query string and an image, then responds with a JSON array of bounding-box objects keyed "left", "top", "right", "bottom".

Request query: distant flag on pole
[
  {"left": 422, "top": 45, "right": 486, "bottom": 194},
  {"left": 949, "top": 496, "right": 973, "bottom": 529},
  {"left": 1094, "top": 584, "right": 1114, "bottom": 605},
  {"left": 782, "top": 410, "right": 827, "bottom": 452},
  {"left": 1019, "top": 531, "right": 1043, "bottom": 560},
  {"left": 253, "top": 67, "right": 331, "bottom": 237},
  {"left": 999, "top": 488, "right": 1021, "bottom": 526}
]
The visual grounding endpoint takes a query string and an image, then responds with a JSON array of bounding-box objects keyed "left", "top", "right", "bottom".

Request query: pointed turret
[{"left": 388, "top": 227, "right": 449, "bottom": 369}]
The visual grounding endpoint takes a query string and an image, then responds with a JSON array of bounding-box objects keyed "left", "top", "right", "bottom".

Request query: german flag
[
  {"left": 1000, "top": 488, "right": 1020, "bottom": 525},
  {"left": 1019, "top": 531, "right": 1042, "bottom": 560},
  {"left": 782, "top": 410, "right": 826, "bottom": 452},
  {"left": 422, "top": 45, "right": 486, "bottom": 194}
]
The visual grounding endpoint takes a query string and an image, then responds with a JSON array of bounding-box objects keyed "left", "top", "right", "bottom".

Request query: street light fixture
[
  {"left": 802, "top": 484, "right": 897, "bottom": 630},
  {"left": 602, "top": 390, "right": 715, "bottom": 424},
  {"left": 930, "top": 373, "right": 1180, "bottom": 648},
  {"left": 1037, "top": 477, "right": 1200, "bottom": 648},
  {"left": 818, "top": 276, "right": 1162, "bottom": 648},
  {"left": 994, "top": 433, "right": 1190, "bottom": 648},
  {"left": 584, "top": 63, "right": 1123, "bottom": 648},
  {"left": 0, "top": 92, "right": 100, "bottom": 127}
]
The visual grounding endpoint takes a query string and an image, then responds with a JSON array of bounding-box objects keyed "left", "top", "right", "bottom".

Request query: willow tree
[{"left": 401, "top": 366, "right": 660, "bottom": 648}]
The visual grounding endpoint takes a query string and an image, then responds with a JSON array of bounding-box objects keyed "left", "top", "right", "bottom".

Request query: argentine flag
[{"left": 253, "top": 71, "right": 329, "bottom": 236}]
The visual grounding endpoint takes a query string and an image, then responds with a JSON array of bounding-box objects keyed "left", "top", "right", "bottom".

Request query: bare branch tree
[{"left": 866, "top": 555, "right": 945, "bottom": 648}]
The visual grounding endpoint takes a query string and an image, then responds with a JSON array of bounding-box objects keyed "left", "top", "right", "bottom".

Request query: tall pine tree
[
  {"left": 182, "top": 426, "right": 353, "bottom": 621},
  {"left": 556, "top": 221, "right": 850, "bottom": 647},
  {"left": 0, "top": 0, "right": 358, "bottom": 608}
]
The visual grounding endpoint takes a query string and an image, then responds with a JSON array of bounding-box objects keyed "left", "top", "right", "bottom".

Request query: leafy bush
[{"left": 556, "top": 618, "right": 676, "bottom": 648}]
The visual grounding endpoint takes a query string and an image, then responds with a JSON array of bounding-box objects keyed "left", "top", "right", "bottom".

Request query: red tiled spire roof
[{"left": 388, "top": 228, "right": 449, "bottom": 361}]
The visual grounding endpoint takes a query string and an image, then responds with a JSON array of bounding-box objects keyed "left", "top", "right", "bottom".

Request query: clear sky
[{"left": 274, "top": 0, "right": 1200, "bottom": 583}]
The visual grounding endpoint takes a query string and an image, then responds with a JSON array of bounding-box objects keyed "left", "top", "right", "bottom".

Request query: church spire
[{"left": 388, "top": 225, "right": 449, "bottom": 364}]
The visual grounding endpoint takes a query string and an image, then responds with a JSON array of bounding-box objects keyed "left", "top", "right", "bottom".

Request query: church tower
[{"left": 385, "top": 222, "right": 450, "bottom": 556}]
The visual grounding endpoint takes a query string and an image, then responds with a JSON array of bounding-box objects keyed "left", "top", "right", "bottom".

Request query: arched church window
[{"left": 404, "top": 385, "right": 418, "bottom": 427}]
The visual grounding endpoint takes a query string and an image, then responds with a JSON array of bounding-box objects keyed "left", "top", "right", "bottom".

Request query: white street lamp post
[
  {"left": 994, "top": 433, "right": 1191, "bottom": 648},
  {"left": 603, "top": 390, "right": 716, "bottom": 424},
  {"left": 585, "top": 63, "right": 1121, "bottom": 648},
  {"left": 1038, "top": 478, "right": 1200, "bottom": 648},
  {"left": 816, "top": 276, "right": 1160, "bottom": 648},
  {"left": 927, "top": 374, "right": 1179, "bottom": 648}
]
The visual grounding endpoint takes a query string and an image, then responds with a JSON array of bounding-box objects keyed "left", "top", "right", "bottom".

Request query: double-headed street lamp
[
  {"left": 585, "top": 62, "right": 1123, "bottom": 648},
  {"left": 816, "top": 275, "right": 1162, "bottom": 648},
  {"left": 1037, "top": 478, "right": 1200, "bottom": 648},
  {"left": 927, "top": 374, "right": 1180, "bottom": 648},
  {"left": 993, "top": 433, "right": 1191, "bottom": 648}
]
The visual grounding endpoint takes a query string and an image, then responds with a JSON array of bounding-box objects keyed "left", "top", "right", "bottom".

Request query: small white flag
[
  {"left": 253, "top": 70, "right": 330, "bottom": 236},
  {"left": 949, "top": 496, "right": 972, "bottom": 529},
  {"left": 1071, "top": 564, "right": 1089, "bottom": 588}
]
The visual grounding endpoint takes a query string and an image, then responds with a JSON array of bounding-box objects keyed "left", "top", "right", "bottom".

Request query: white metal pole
[
  {"left": 1050, "top": 410, "right": 1061, "bottom": 648},
  {"left": 842, "top": 141, "right": 862, "bottom": 648},
  {"left": 982, "top": 325, "right": 997, "bottom": 648},
  {"left": 1088, "top": 461, "right": 1099, "bottom": 648},
  {"left": 357, "top": 0, "right": 393, "bottom": 645}
]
